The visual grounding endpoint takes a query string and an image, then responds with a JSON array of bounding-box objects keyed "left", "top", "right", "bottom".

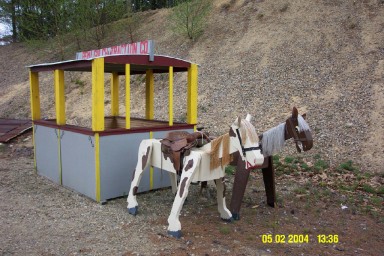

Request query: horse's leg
[
  {"left": 127, "top": 140, "right": 153, "bottom": 215},
  {"left": 229, "top": 154, "right": 251, "bottom": 220},
  {"left": 169, "top": 172, "right": 178, "bottom": 194},
  {"left": 167, "top": 154, "right": 200, "bottom": 238},
  {"left": 214, "top": 177, "right": 233, "bottom": 221},
  {"left": 262, "top": 156, "right": 276, "bottom": 207}
]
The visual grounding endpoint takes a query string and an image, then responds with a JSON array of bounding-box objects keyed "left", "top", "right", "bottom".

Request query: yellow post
[
  {"left": 111, "top": 72, "right": 119, "bottom": 116},
  {"left": 94, "top": 133, "right": 101, "bottom": 202},
  {"left": 169, "top": 66, "right": 174, "bottom": 126},
  {"left": 92, "top": 58, "right": 105, "bottom": 131},
  {"left": 145, "top": 69, "right": 154, "bottom": 120},
  {"left": 187, "top": 64, "right": 198, "bottom": 125},
  {"left": 125, "top": 64, "right": 131, "bottom": 129},
  {"left": 29, "top": 71, "right": 41, "bottom": 120},
  {"left": 54, "top": 70, "right": 66, "bottom": 125}
]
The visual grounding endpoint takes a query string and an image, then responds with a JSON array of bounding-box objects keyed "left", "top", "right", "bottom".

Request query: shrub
[{"left": 168, "top": 0, "right": 212, "bottom": 40}]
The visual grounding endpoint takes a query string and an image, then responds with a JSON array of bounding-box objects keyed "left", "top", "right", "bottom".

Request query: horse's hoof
[
  {"left": 232, "top": 213, "right": 240, "bottom": 221},
  {"left": 128, "top": 206, "right": 138, "bottom": 215},
  {"left": 221, "top": 217, "right": 234, "bottom": 223},
  {"left": 167, "top": 230, "right": 182, "bottom": 239}
]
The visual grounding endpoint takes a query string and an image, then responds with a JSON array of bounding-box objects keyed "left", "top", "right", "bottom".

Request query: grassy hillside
[{"left": 0, "top": 0, "right": 383, "bottom": 174}]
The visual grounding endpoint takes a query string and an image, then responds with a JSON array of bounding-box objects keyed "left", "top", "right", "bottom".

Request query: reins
[{"left": 235, "top": 128, "right": 262, "bottom": 157}]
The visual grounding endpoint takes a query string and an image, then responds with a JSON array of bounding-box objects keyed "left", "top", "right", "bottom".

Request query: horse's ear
[
  {"left": 245, "top": 114, "right": 253, "bottom": 122},
  {"left": 302, "top": 113, "right": 307, "bottom": 120},
  {"left": 233, "top": 116, "right": 241, "bottom": 128},
  {"left": 292, "top": 107, "right": 298, "bottom": 118}
]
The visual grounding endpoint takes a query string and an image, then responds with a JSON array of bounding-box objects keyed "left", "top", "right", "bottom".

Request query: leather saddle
[{"left": 160, "top": 131, "right": 210, "bottom": 174}]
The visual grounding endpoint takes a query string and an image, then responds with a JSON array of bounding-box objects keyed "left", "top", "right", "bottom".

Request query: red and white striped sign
[{"left": 76, "top": 40, "right": 154, "bottom": 61}]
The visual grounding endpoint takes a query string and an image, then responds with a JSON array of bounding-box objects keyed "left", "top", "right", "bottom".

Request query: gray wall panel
[
  {"left": 61, "top": 131, "right": 96, "bottom": 200},
  {"left": 34, "top": 125, "right": 196, "bottom": 202},
  {"left": 34, "top": 125, "right": 60, "bottom": 183},
  {"left": 99, "top": 132, "right": 150, "bottom": 200}
]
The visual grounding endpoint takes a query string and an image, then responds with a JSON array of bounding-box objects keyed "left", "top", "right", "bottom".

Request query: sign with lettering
[{"left": 76, "top": 40, "right": 154, "bottom": 61}]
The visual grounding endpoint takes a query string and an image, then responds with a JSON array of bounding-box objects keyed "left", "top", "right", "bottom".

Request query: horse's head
[
  {"left": 229, "top": 114, "right": 264, "bottom": 169},
  {"left": 285, "top": 107, "right": 313, "bottom": 152}
]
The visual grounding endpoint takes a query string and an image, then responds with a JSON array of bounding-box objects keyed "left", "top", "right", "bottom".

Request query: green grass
[
  {"left": 272, "top": 154, "right": 281, "bottom": 164},
  {"left": 361, "top": 184, "right": 376, "bottom": 194},
  {"left": 225, "top": 165, "right": 236, "bottom": 175},
  {"left": 300, "top": 162, "right": 310, "bottom": 171},
  {"left": 219, "top": 225, "right": 231, "bottom": 235},
  {"left": 337, "top": 160, "right": 359, "bottom": 173},
  {"left": 314, "top": 159, "right": 329, "bottom": 172},
  {"left": 293, "top": 186, "right": 307, "bottom": 195},
  {"left": 377, "top": 186, "right": 384, "bottom": 195},
  {"left": 370, "top": 196, "right": 383, "bottom": 207},
  {"left": 284, "top": 156, "right": 295, "bottom": 164},
  {"left": 74, "top": 78, "right": 85, "bottom": 87}
]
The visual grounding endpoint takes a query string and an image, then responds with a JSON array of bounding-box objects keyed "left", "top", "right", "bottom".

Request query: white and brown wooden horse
[
  {"left": 229, "top": 107, "right": 313, "bottom": 219},
  {"left": 127, "top": 115, "right": 264, "bottom": 238}
]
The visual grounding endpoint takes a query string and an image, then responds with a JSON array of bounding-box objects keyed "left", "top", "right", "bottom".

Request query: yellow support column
[
  {"left": 92, "top": 58, "right": 105, "bottom": 131},
  {"left": 54, "top": 69, "right": 65, "bottom": 185},
  {"left": 145, "top": 70, "right": 154, "bottom": 120},
  {"left": 29, "top": 71, "right": 41, "bottom": 120},
  {"left": 187, "top": 64, "right": 198, "bottom": 125},
  {"left": 111, "top": 72, "right": 119, "bottom": 116},
  {"left": 125, "top": 64, "right": 131, "bottom": 129},
  {"left": 92, "top": 58, "right": 104, "bottom": 202},
  {"left": 29, "top": 71, "right": 40, "bottom": 171},
  {"left": 54, "top": 70, "right": 66, "bottom": 125},
  {"left": 169, "top": 66, "right": 174, "bottom": 126}
]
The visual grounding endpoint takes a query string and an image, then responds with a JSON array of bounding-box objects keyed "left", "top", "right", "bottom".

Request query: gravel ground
[
  {"left": 0, "top": 0, "right": 383, "bottom": 255},
  {"left": 0, "top": 142, "right": 191, "bottom": 255},
  {"left": 1, "top": 137, "right": 383, "bottom": 256}
]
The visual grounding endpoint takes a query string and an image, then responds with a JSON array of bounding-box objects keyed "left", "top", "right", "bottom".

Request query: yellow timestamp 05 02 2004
[
  {"left": 261, "top": 234, "right": 339, "bottom": 244},
  {"left": 261, "top": 234, "right": 309, "bottom": 244}
]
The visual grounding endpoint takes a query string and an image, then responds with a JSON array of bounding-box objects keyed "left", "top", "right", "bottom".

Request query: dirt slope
[{"left": 0, "top": 0, "right": 383, "bottom": 172}]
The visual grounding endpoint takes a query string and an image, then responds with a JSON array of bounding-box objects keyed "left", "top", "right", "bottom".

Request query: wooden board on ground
[{"left": 0, "top": 118, "right": 32, "bottom": 143}]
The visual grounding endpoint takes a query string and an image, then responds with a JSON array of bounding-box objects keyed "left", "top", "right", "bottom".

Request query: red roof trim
[{"left": 28, "top": 55, "right": 193, "bottom": 73}]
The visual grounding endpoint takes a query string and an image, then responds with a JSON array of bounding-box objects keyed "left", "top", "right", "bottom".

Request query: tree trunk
[{"left": 11, "top": 0, "right": 17, "bottom": 42}]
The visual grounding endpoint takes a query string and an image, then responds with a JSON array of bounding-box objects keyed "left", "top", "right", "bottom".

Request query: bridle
[
  {"left": 286, "top": 118, "right": 309, "bottom": 152},
  {"left": 235, "top": 128, "right": 262, "bottom": 157}
]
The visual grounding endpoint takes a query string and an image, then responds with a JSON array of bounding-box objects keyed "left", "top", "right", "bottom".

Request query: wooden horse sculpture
[
  {"left": 229, "top": 107, "right": 313, "bottom": 220},
  {"left": 127, "top": 115, "right": 264, "bottom": 238}
]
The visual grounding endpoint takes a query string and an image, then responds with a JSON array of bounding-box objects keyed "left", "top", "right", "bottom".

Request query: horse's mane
[
  {"left": 239, "top": 119, "right": 258, "bottom": 144},
  {"left": 209, "top": 119, "right": 259, "bottom": 170},
  {"left": 260, "top": 123, "right": 286, "bottom": 157},
  {"left": 297, "top": 115, "right": 310, "bottom": 132},
  {"left": 261, "top": 115, "right": 310, "bottom": 157},
  {"left": 210, "top": 133, "right": 230, "bottom": 170}
]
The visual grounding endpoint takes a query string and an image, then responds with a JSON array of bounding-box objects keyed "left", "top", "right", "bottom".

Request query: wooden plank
[{"left": 0, "top": 119, "right": 32, "bottom": 143}]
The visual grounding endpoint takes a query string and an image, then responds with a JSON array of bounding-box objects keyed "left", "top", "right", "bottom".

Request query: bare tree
[{"left": 168, "top": 0, "right": 212, "bottom": 40}]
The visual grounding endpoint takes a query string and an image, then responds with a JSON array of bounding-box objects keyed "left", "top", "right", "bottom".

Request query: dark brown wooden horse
[{"left": 229, "top": 107, "right": 313, "bottom": 220}]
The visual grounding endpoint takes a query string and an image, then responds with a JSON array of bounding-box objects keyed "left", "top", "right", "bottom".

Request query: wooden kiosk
[{"left": 28, "top": 41, "right": 198, "bottom": 203}]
